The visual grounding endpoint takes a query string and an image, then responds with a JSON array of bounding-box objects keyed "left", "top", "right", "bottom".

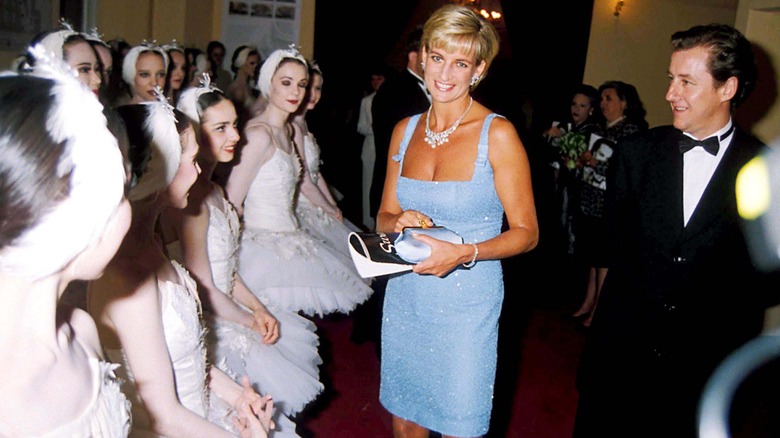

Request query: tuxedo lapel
[{"left": 683, "top": 130, "right": 755, "bottom": 237}]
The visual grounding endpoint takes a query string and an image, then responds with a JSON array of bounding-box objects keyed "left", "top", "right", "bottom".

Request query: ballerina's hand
[
  {"left": 232, "top": 396, "right": 275, "bottom": 438},
  {"left": 234, "top": 376, "right": 275, "bottom": 423},
  {"left": 327, "top": 207, "right": 343, "bottom": 222},
  {"left": 250, "top": 309, "right": 279, "bottom": 345},
  {"left": 409, "top": 233, "right": 462, "bottom": 277}
]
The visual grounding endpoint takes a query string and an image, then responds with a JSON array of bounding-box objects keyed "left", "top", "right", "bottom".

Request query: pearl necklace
[{"left": 424, "top": 97, "right": 474, "bottom": 148}]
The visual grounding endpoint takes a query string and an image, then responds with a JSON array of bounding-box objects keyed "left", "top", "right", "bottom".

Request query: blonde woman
[{"left": 376, "top": 5, "right": 538, "bottom": 437}]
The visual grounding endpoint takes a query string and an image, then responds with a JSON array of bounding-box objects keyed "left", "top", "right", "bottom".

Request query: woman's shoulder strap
[
  {"left": 476, "top": 113, "right": 504, "bottom": 166},
  {"left": 392, "top": 113, "right": 423, "bottom": 162}
]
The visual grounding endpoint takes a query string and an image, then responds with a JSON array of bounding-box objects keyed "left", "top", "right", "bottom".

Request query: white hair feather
[
  {"left": 0, "top": 45, "right": 125, "bottom": 280},
  {"left": 38, "top": 23, "right": 78, "bottom": 62},
  {"left": 176, "top": 73, "right": 221, "bottom": 145},
  {"left": 128, "top": 88, "right": 182, "bottom": 201}
]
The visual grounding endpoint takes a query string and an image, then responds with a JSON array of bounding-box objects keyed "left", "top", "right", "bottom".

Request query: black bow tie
[{"left": 678, "top": 125, "right": 734, "bottom": 156}]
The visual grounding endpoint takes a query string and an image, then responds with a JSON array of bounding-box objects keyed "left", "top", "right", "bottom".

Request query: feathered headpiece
[
  {"left": 232, "top": 45, "right": 258, "bottom": 70},
  {"left": 122, "top": 40, "right": 169, "bottom": 86},
  {"left": 0, "top": 45, "right": 125, "bottom": 280},
  {"left": 37, "top": 19, "right": 78, "bottom": 62},
  {"left": 83, "top": 27, "right": 110, "bottom": 48},
  {"left": 256, "top": 44, "right": 307, "bottom": 98},
  {"left": 176, "top": 73, "right": 222, "bottom": 145},
  {"left": 162, "top": 39, "right": 184, "bottom": 54},
  {"left": 119, "top": 86, "right": 182, "bottom": 201}
]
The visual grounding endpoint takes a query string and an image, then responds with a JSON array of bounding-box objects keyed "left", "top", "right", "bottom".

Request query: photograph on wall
[
  {"left": 221, "top": 0, "right": 299, "bottom": 61},
  {"left": 0, "top": 0, "right": 54, "bottom": 52},
  {"left": 229, "top": 1, "right": 249, "bottom": 15},
  {"left": 275, "top": 5, "right": 295, "bottom": 19},
  {"left": 251, "top": 3, "right": 273, "bottom": 17}
]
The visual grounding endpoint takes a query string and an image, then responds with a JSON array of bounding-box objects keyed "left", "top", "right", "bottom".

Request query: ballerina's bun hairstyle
[
  {"left": 116, "top": 98, "right": 190, "bottom": 201},
  {"left": 122, "top": 42, "right": 169, "bottom": 86},
  {"left": 0, "top": 50, "right": 125, "bottom": 280},
  {"left": 256, "top": 45, "right": 307, "bottom": 98},
  {"left": 421, "top": 4, "right": 500, "bottom": 87}
]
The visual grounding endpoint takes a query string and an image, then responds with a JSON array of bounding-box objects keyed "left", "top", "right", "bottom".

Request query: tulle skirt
[
  {"left": 205, "top": 305, "right": 324, "bottom": 417},
  {"left": 296, "top": 198, "right": 363, "bottom": 260},
  {"left": 238, "top": 227, "right": 373, "bottom": 317}
]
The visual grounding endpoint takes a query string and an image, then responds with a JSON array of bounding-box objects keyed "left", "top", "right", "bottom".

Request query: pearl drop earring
[
  {"left": 421, "top": 61, "right": 426, "bottom": 71},
  {"left": 470, "top": 75, "right": 480, "bottom": 86}
]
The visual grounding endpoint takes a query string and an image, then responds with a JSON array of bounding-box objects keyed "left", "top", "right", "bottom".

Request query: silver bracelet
[{"left": 462, "top": 243, "right": 478, "bottom": 268}]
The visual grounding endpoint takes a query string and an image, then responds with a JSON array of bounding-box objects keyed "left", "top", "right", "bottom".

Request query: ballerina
[
  {"left": 88, "top": 90, "right": 273, "bottom": 437},
  {"left": 120, "top": 41, "right": 168, "bottom": 104},
  {"left": 0, "top": 49, "right": 131, "bottom": 437},
  {"left": 226, "top": 45, "right": 261, "bottom": 122},
  {"left": 225, "top": 46, "right": 373, "bottom": 317},
  {"left": 169, "top": 76, "right": 323, "bottom": 428}
]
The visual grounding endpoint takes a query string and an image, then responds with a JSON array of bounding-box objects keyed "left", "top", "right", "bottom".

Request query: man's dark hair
[
  {"left": 207, "top": 40, "right": 226, "bottom": 56},
  {"left": 671, "top": 23, "right": 757, "bottom": 109},
  {"left": 404, "top": 27, "right": 423, "bottom": 55}
]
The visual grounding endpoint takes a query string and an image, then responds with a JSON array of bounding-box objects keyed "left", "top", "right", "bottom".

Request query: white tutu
[
  {"left": 205, "top": 306, "right": 323, "bottom": 416},
  {"left": 199, "top": 188, "right": 325, "bottom": 417},
  {"left": 238, "top": 145, "right": 373, "bottom": 317}
]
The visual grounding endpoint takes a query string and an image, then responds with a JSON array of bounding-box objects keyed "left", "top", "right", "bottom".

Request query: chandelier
[{"left": 450, "top": 0, "right": 502, "bottom": 21}]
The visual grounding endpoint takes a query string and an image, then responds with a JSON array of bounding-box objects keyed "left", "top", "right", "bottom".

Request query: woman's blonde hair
[{"left": 421, "top": 4, "right": 500, "bottom": 87}]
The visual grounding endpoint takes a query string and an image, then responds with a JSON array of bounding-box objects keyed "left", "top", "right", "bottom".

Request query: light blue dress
[{"left": 380, "top": 113, "right": 505, "bottom": 437}]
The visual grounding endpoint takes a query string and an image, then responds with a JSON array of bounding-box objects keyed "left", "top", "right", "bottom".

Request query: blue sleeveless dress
[{"left": 380, "top": 113, "right": 505, "bottom": 436}]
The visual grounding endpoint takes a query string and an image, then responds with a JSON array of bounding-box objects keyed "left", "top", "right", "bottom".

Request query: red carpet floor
[{"left": 298, "top": 279, "right": 588, "bottom": 437}]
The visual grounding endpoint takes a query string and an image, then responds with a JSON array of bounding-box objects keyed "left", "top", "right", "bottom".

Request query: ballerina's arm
[
  {"left": 88, "top": 264, "right": 236, "bottom": 438},
  {"left": 166, "top": 189, "right": 278, "bottom": 344},
  {"left": 224, "top": 123, "right": 276, "bottom": 217},
  {"left": 291, "top": 124, "right": 342, "bottom": 220}
]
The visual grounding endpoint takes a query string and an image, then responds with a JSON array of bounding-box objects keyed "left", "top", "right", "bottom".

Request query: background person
[{"left": 574, "top": 24, "right": 778, "bottom": 437}]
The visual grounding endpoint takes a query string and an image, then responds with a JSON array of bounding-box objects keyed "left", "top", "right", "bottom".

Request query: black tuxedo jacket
[
  {"left": 369, "top": 69, "right": 430, "bottom": 217},
  {"left": 576, "top": 125, "right": 778, "bottom": 435}
]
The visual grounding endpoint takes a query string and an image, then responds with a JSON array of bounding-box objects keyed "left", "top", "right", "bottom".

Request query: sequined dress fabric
[
  {"left": 202, "top": 187, "right": 323, "bottom": 424},
  {"left": 238, "top": 141, "right": 372, "bottom": 317},
  {"left": 380, "top": 113, "right": 505, "bottom": 437}
]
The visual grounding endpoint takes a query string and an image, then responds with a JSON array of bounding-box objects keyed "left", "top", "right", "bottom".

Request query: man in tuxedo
[
  {"left": 350, "top": 28, "right": 431, "bottom": 353},
  {"left": 369, "top": 27, "right": 431, "bottom": 222},
  {"left": 574, "top": 24, "right": 778, "bottom": 437}
]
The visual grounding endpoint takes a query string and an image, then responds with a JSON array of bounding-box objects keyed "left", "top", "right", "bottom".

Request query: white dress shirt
[{"left": 682, "top": 120, "right": 735, "bottom": 226}]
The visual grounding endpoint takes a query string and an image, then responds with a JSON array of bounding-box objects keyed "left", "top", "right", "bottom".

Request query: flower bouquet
[{"left": 557, "top": 131, "right": 587, "bottom": 169}]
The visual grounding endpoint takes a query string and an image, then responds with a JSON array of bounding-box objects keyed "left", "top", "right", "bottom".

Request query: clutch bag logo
[{"left": 378, "top": 233, "right": 395, "bottom": 253}]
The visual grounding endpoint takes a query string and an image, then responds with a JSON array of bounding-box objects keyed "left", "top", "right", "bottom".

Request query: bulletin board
[
  {"left": 221, "top": 0, "right": 300, "bottom": 62},
  {"left": 0, "top": 0, "right": 55, "bottom": 53}
]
